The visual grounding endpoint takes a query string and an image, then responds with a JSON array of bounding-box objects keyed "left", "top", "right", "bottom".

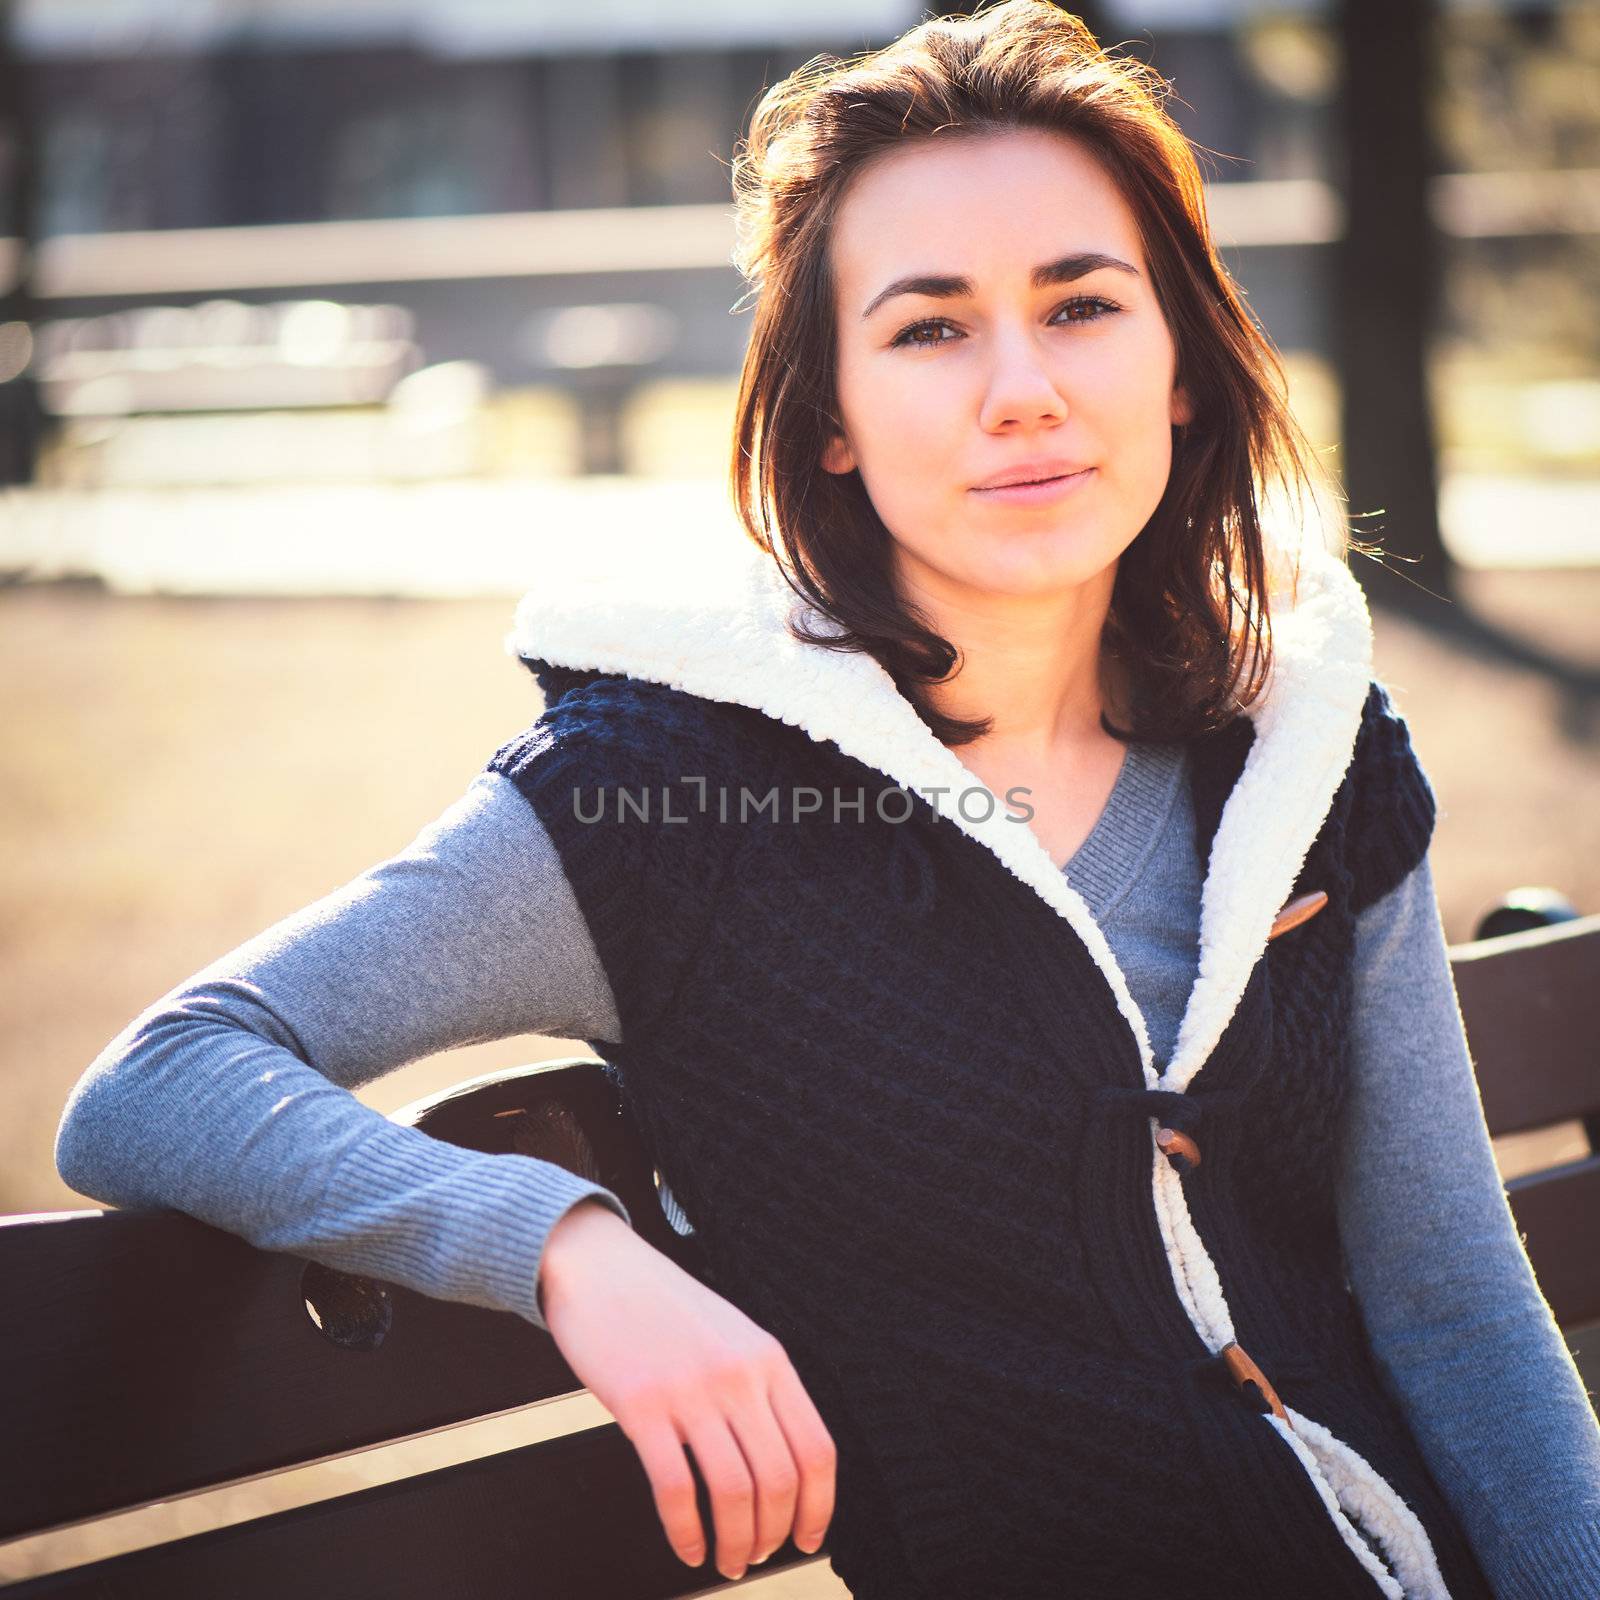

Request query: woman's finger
[
  {"left": 723, "top": 1381, "right": 802, "bottom": 1564},
  {"left": 766, "top": 1359, "right": 838, "bottom": 1553},
  {"left": 680, "top": 1408, "right": 758, "bottom": 1581},
  {"left": 620, "top": 1409, "right": 708, "bottom": 1570}
]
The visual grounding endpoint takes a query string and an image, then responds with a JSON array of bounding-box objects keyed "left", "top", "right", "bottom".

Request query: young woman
[{"left": 55, "top": 4, "right": 1600, "bottom": 1597}]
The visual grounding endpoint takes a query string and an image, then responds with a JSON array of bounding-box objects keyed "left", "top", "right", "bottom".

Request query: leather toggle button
[
  {"left": 1154, "top": 1125, "right": 1200, "bottom": 1175},
  {"left": 1218, "top": 1341, "right": 1293, "bottom": 1432},
  {"left": 1268, "top": 889, "right": 1328, "bottom": 941}
]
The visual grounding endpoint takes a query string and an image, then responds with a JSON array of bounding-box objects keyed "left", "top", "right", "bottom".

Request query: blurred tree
[
  {"left": 0, "top": 0, "right": 44, "bottom": 485},
  {"left": 1439, "top": 3, "right": 1600, "bottom": 174},
  {"left": 1333, "top": 0, "right": 1453, "bottom": 615}
]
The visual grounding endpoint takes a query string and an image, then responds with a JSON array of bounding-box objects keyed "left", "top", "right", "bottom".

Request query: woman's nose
[{"left": 977, "top": 334, "right": 1068, "bottom": 429}]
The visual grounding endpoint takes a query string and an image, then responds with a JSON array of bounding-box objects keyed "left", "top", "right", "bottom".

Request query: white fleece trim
[
  {"left": 504, "top": 518, "right": 1374, "bottom": 1087},
  {"left": 506, "top": 530, "right": 1165, "bottom": 1073},
  {"left": 1276, "top": 1408, "right": 1455, "bottom": 1600},
  {"left": 1152, "top": 1147, "right": 1235, "bottom": 1347},
  {"left": 1162, "top": 540, "right": 1374, "bottom": 1092},
  {"left": 1268, "top": 1414, "right": 1409, "bottom": 1599}
]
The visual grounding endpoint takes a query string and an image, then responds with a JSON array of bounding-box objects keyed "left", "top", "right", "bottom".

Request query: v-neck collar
[
  {"left": 504, "top": 518, "right": 1375, "bottom": 1095},
  {"left": 1060, "top": 737, "right": 1188, "bottom": 924}
]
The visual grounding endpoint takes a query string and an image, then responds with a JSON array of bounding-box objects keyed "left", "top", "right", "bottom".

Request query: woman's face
[{"left": 821, "top": 127, "right": 1194, "bottom": 607}]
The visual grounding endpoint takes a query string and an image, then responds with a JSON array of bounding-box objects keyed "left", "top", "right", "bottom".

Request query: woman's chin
[
  {"left": 889, "top": 531, "right": 1121, "bottom": 606},
  {"left": 957, "top": 542, "right": 1120, "bottom": 599}
]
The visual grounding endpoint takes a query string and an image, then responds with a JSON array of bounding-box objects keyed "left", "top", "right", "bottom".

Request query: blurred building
[
  {"left": 8, "top": 2, "right": 1345, "bottom": 379},
  {"left": 4, "top": 0, "right": 1593, "bottom": 485}
]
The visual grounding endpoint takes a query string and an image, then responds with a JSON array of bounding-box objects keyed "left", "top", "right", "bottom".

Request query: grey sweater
[{"left": 54, "top": 734, "right": 1600, "bottom": 1598}]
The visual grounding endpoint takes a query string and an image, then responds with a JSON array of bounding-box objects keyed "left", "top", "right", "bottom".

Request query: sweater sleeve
[
  {"left": 54, "top": 768, "right": 632, "bottom": 1334},
  {"left": 1333, "top": 852, "right": 1600, "bottom": 1599},
  {"left": 484, "top": 672, "right": 741, "bottom": 1047}
]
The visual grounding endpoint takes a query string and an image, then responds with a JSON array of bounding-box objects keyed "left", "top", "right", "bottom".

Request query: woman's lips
[{"left": 969, "top": 467, "right": 1095, "bottom": 505}]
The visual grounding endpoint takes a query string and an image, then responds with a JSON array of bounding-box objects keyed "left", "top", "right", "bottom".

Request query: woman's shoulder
[
  {"left": 1343, "top": 676, "right": 1435, "bottom": 815},
  {"left": 1336, "top": 675, "right": 1438, "bottom": 917},
  {"left": 489, "top": 667, "right": 782, "bottom": 797},
  {"left": 1351, "top": 675, "right": 1428, "bottom": 761}
]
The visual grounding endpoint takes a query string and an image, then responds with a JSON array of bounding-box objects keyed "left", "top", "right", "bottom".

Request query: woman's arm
[
  {"left": 54, "top": 768, "right": 632, "bottom": 1333},
  {"left": 1335, "top": 851, "right": 1600, "bottom": 1600}
]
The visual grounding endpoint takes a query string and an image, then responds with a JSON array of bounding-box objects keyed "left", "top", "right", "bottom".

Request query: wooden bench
[
  {"left": 3, "top": 906, "right": 1597, "bottom": 1596},
  {"left": 1448, "top": 906, "right": 1600, "bottom": 1333}
]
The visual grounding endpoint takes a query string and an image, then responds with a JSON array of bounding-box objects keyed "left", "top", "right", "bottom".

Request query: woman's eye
[{"left": 891, "top": 295, "right": 1121, "bottom": 348}]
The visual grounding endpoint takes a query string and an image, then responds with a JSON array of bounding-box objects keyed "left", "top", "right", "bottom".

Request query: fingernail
[
  {"left": 724, "top": 1565, "right": 746, "bottom": 1581},
  {"left": 796, "top": 1533, "right": 821, "bottom": 1553},
  {"left": 682, "top": 1544, "right": 704, "bottom": 1566}
]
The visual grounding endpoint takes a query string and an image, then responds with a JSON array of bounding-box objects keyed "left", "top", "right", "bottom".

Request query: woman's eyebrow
[{"left": 860, "top": 251, "right": 1141, "bottom": 321}]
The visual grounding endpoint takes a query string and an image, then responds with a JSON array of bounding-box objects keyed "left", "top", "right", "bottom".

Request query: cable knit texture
[{"left": 487, "top": 664, "right": 1496, "bottom": 1600}]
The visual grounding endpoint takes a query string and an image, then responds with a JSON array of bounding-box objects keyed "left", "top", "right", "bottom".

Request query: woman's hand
[{"left": 538, "top": 1198, "right": 837, "bottom": 1582}]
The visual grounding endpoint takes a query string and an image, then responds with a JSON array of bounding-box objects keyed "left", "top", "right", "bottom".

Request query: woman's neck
[{"left": 903, "top": 568, "right": 1127, "bottom": 759}]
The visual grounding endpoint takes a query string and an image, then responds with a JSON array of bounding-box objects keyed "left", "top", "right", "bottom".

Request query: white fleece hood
[{"left": 504, "top": 508, "right": 1376, "bottom": 1099}]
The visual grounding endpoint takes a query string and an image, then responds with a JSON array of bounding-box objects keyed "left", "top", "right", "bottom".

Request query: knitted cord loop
[{"left": 1093, "top": 1084, "right": 1246, "bottom": 1125}]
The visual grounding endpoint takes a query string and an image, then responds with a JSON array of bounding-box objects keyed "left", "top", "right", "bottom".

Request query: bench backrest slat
[
  {"left": 1446, "top": 915, "right": 1600, "bottom": 1330},
  {"left": 0, "top": 1060, "right": 690, "bottom": 1545},
  {"left": 1499, "top": 1158, "right": 1600, "bottom": 1330},
  {"left": 1449, "top": 914, "right": 1600, "bottom": 1135},
  {"left": 4, "top": 1422, "right": 813, "bottom": 1598}
]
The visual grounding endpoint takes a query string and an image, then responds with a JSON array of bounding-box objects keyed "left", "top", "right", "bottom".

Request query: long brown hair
[{"left": 727, "top": 0, "right": 1348, "bottom": 747}]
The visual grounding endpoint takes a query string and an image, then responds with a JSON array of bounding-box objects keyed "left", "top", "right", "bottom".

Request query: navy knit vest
[{"left": 487, "top": 666, "right": 1494, "bottom": 1600}]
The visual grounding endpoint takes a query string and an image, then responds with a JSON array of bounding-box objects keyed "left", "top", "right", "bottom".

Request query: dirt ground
[
  {"left": 6, "top": 565, "right": 1597, "bottom": 1216},
  {"left": 2, "top": 565, "right": 1597, "bottom": 1588}
]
